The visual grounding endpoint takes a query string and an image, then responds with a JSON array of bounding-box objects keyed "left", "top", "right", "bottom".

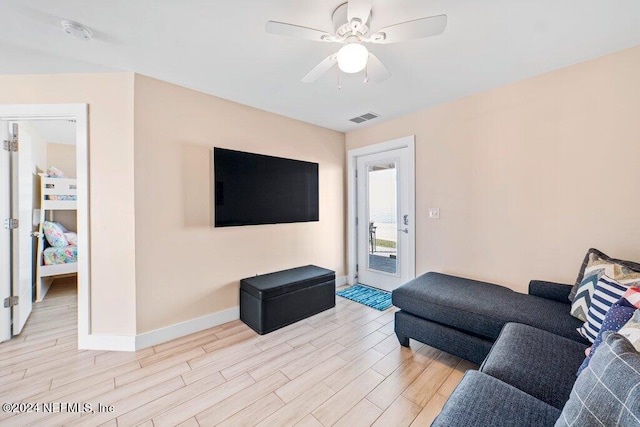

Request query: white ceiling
[{"left": 1, "top": 0, "right": 640, "bottom": 132}]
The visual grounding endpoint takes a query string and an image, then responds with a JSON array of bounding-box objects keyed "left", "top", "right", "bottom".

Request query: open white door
[
  {"left": 10, "top": 122, "right": 33, "bottom": 335},
  {"left": 0, "top": 121, "right": 12, "bottom": 342},
  {"left": 0, "top": 105, "right": 91, "bottom": 349}
]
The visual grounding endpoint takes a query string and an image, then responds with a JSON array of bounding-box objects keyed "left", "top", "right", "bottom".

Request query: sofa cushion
[
  {"left": 480, "top": 323, "right": 588, "bottom": 409},
  {"left": 392, "top": 272, "right": 586, "bottom": 343},
  {"left": 432, "top": 371, "right": 561, "bottom": 427},
  {"left": 556, "top": 333, "right": 640, "bottom": 427},
  {"left": 569, "top": 248, "right": 640, "bottom": 302},
  {"left": 395, "top": 310, "right": 494, "bottom": 365}
]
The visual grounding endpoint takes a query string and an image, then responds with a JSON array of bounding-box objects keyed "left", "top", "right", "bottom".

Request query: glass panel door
[
  {"left": 356, "top": 145, "right": 413, "bottom": 292},
  {"left": 367, "top": 162, "right": 397, "bottom": 275}
]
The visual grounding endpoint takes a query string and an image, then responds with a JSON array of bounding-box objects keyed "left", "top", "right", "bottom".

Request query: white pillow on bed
[
  {"left": 64, "top": 232, "right": 78, "bottom": 246},
  {"left": 47, "top": 166, "right": 66, "bottom": 178},
  {"left": 43, "top": 221, "right": 67, "bottom": 248}
]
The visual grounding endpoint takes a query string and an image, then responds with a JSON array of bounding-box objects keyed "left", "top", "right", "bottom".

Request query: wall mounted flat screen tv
[{"left": 214, "top": 148, "right": 319, "bottom": 227}]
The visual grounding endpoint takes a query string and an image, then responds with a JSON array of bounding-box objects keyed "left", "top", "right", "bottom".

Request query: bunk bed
[{"left": 35, "top": 172, "right": 77, "bottom": 301}]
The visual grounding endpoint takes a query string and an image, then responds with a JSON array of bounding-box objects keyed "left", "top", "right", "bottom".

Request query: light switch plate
[{"left": 428, "top": 208, "right": 440, "bottom": 219}]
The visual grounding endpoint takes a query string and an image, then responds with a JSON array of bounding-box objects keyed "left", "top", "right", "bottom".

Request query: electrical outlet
[{"left": 428, "top": 208, "right": 440, "bottom": 219}]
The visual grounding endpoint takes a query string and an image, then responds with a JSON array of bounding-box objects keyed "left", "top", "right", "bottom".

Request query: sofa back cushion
[{"left": 556, "top": 332, "right": 640, "bottom": 427}]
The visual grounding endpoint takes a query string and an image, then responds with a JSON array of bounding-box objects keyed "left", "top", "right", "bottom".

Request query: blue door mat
[{"left": 336, "top": 284, "right": 393, "bottom": 311}]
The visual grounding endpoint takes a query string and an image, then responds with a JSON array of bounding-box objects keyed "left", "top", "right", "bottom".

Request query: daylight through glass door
[{"left": 367, "top": 162, "right": 397, "bottom": 275}]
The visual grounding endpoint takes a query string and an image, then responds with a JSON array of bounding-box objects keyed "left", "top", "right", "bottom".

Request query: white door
[
  {"left": 0, "top": 122, "right": 11, "bottom": 342},
  {"left": 13, "top": 122, "right": 33, "bottom": 334},
  {"left": 356, "top": 146, "right": 414, "bottom": 291}
]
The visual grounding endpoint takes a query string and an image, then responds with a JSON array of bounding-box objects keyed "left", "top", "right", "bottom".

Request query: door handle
[{"left": 398, "top": 228, "right": 408, "bottom": 234}]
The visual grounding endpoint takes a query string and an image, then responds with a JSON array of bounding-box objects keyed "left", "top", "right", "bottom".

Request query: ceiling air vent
[{"left": 349, "top": 111, "right": 380, "bottom": 124}]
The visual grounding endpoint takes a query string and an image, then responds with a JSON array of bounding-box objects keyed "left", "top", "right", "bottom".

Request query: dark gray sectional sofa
[
  {"left": 392, "top": 272, "right": 591, "bottom": 426},
  {"left": 392, "top": 272, "right": 589, "bottom": 365}
]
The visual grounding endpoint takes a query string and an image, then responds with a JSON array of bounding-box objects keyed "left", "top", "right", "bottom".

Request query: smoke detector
[{"left": 61, "top": 20, "right": 93, "bottom": 41}]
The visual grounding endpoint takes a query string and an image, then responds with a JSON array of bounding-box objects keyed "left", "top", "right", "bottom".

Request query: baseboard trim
[
  {"left": 81, "top": 280, "right": 352, "bottom": 352},
  {"left": 135, "top": 306, "right": 240, "bottom": 350},
  {"left": 79, "top": 334, "right": 136, "bottom": 352}
]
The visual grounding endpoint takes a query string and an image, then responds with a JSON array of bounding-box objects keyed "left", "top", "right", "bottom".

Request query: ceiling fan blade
[
  {"left": 266, "top": 21, "right": 334, "bottom": 42},
  {"left": 347, "top": 0, "right": 374, "bottom": 25},
  {"left": 371, "top": 14, "right": 447, "bottom": 44},
  {"left": 367, "top": 54, "right": 391, "bottom": 83},
  {"left": 301, "top": 54, "right": 338, "bottom": 83}
]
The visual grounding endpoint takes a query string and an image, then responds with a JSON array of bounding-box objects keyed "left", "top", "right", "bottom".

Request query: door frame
[
  {"left": 347, "top": 135, "right": 416, "bottom": 286},
  {"left": 0, "top": 104, "right": 90, "bottom": 347},
  {"left": 1, "top": 122, "right": 11, "bottom": 342}
]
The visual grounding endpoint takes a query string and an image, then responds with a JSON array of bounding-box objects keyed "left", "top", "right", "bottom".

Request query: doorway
[
  {"left": 0, "top": 104, "right": 89, "bottom": 347},
  {"left": 348, "top": 136, "right": 415, "bottom": 292}
]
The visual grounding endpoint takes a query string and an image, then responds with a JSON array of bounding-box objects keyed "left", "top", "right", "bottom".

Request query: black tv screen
[{"left": 214, "top": 148, "right": 319, "bottom": 227}]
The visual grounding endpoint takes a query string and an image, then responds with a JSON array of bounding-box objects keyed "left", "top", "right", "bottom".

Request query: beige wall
[
  {"left": 7, "top": 45, "right": 636, "bottom": 339},
  {"left": 47, "top": 143, "right": 76, "bottom": 178},
  {"left": 347, "top": 46, "right": 640, "bottom": 293},
  {"left": 0, "top": 73, "right": 137, "bottom": 335},
  {"left": 133, "top": 75, "right": 345, "bottom": 334},
  {"left": 47, "top": 142, "right": 77, "bottom": 230}
]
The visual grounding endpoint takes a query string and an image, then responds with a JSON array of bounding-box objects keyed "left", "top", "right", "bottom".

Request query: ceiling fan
[{"left": 266, "top": 0, "right": 447, "bottom": 84}]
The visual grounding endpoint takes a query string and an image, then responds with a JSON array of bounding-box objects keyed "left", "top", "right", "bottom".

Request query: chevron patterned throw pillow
[
  {"left": 571, "top": 274, "right": 600, "bottom": 322},
  {"left": 578, "top": 276, "right": 629, "bottom": 342}
]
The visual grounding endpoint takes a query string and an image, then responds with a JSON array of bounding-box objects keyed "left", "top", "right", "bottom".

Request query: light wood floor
[{"left": 0, "top": 279, "right": 476, "bottom": 426}]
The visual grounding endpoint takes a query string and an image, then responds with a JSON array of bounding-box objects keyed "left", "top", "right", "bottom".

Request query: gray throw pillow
[{"left": 556, "top": 332, "right": 640, "bottom": 427}]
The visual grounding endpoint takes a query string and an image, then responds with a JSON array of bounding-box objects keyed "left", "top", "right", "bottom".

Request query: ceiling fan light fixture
[{"left": 337, "top": 43, "right": 368, "bottom": 73}]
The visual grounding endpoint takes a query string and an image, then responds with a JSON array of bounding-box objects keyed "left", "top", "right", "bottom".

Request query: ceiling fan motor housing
[{"left": 332, "top": 2, "right": 370, "bottom": 38}]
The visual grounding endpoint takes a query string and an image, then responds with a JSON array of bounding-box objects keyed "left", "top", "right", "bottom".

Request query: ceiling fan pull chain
[
  {"left": 337, "top": 66, "right": 342, "bottom": 90},
  {"left": 364, "top": 63, "right": 369, "bottom": 84}
]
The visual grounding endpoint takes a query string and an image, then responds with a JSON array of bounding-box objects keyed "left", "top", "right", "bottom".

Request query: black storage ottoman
[{"left": 240, "top": 265, "right": 336, "bottom": 334}]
